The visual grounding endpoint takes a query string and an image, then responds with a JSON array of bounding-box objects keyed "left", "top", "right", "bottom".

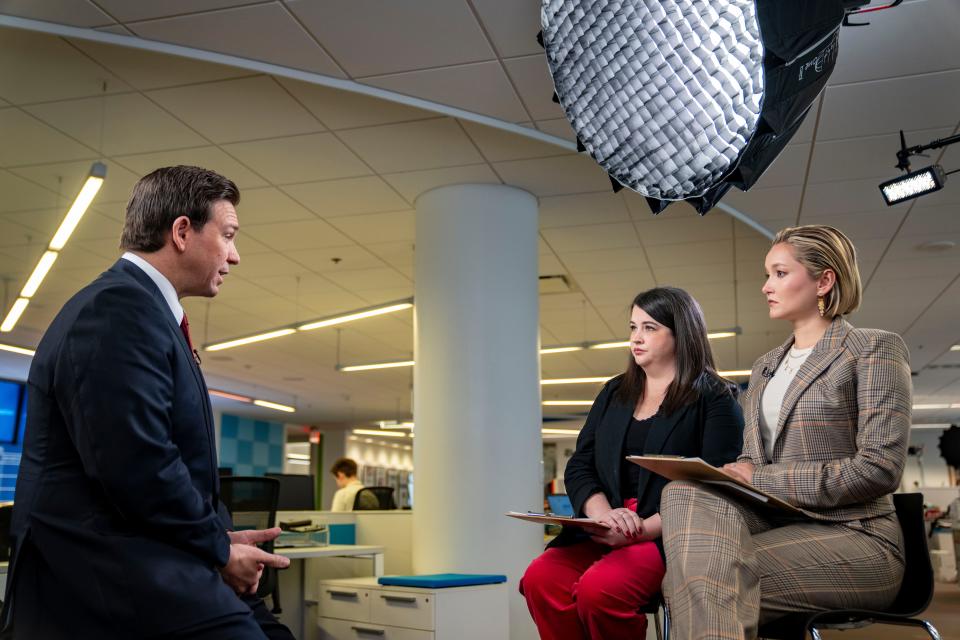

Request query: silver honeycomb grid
[{"left": 542, "top": 0, "right": 765, "bottom": 200}]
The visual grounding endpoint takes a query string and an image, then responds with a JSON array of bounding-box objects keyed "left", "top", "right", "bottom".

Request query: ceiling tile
[
  {"left": 801, "top": 176, "right": 909, "bottom": 217},
  {"left": 235, "top": 187, "right": 318, "bottom": 226},
  {"left": 147, "top": 76, "right": 324, "bottom": 143},
  {"left": 9, "top": 159, "right": 141, "bottom": 205},
  {"left": 900, "top": 203, "right": 960, "bottom": 237},
  {"left": 645, "top": 240, "right": 734, "bottom": 268},
  {"left": 285, "top": 0, "right": 494, "bottom": 77},
  {"left": 883, "top": 232, "right": 960, "bottom": 263},
  {"left": 535, "top": 118, "right": 576, "bottom": 141},
  {"left": 634, "top": 212, "right": 734, "bottom": 245},
  {"left": 819, "top": 69, "right": 960, "bottom": 140},
  {"left": 281, "top": 176, "right": 408, "bottom": 217},
  {"left": 328, "top": 210, "right": 415, "bottom": 244},
  {"left": 656, "top": 262, "right": 736, "bottom": 286},
  {"left": 113, "top": 146, "right": 269, "bottom": 189},
  {"left": 542, "top": 222, "right": 640, "bottom": 253},
  {"left": 230, "top": 250, "right": 314, "bottom": 278},
  {"left": 362, "top": 62, "right": 528, "bottom": 123},
  {"left": 241, "top": 272, "right": 342, "bottom": 299},
  {"left": 561, "top": 247, "right": 649, "bottom": 275},
  {"left": 493, "top": 155, "right": 611, "bottom": 197},
  {"left": 503, "top": 55, "right": 565, "bottom": 121},
  {"left": 753, "top": 144, "right": 810, "bottom": 189},
  {"left": 366, "top": 241, "right": 414, "bottom": 269},
  {"left": 0, "top": 108, "right": 94, "bottom": 167},
  {"left": 460, "top": 120, "right": 569, "bottom": 162},
  {"left": 807, "top": 127, "right": 954, "bottom": 185},
  {"left": 0, "top": 218, "right": 42, "bottom": 249},
  {"left": 870, "top": 255, "right": 960, "bottom": 281},
  {"left": 381, "top": 164, "right": 500, "bottom": 202},
  {"left": 25, "top": 93, "right": 206, "bottom": 156},
  {"left": 0, "top": 27, "right": 130, "bottom": 104},
  {"left": 323, "top": 267, "right": 411, "bottom": 292},
  {"left": 540, "top": 192, "right": 630, "bottom": 228},
  {"left": 284, "top": 245, "right": 386, "bottom": 273},
  {"left": 0, "top": 171, "right": 61, "bottom": 213},
  {"left": 222, "top": 133, "right": 371, "bottom": 184},
  {"left": 69, "top": 38, "right": 253, "bottom": 90},
  {"left": 470, "top": 0, "right": 543, "bottom": 58},
  {"left": 243, "top": 218, "right": 353, "bottom": 252},
  {"left": 539, "top": 252, "right": 565, "bottom": 275},
  {"left": 830, "top": 0, "right": 960, "bottom": 85},
  {"left": 277, "top": 78, "right": 434, "bottom": 130},
  {"left": 95, "top": 0, "right": 254, "bottom": 21},
  {"left": 0, "top": 0, "right": 112, "bottom": 26},
  {"left": 337, "top": 118, "right": 484, "bottom": 173},
  {"left": 127, "top": 4, "right": 344, "bottom": 77},
  {"left": 798, "top": 210, "right": 904, "bottom": 243}
]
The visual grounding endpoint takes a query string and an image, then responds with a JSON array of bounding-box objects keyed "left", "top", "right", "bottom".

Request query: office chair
[
  {"left": 353, "top": 486, "right": 396, "bottom": 510},
  {"left": 220, "top": 476, "right": 284, "bottom": 613},
  {"left": 0, "top": 504, "right": 13, "bottom": 562}
]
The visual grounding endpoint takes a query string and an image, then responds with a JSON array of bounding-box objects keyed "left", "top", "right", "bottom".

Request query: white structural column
[{"left": 413, "top": 184, "right": 542, "bottom": 640}]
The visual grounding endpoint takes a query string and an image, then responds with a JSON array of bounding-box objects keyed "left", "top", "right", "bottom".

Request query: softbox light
[{"left": 541, "top": 0, "right": 848, "bottom": 214}]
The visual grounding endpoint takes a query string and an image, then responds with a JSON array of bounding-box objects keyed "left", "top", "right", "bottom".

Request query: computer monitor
[
  {"left": 265, "top": 473, "right": 315, "bottom": 510},
  {"left": 547, "top": 494, "right": 574, "bottom": 517},
  {"left": 0, "top": 380, "right": 23, "bottom": 445}
]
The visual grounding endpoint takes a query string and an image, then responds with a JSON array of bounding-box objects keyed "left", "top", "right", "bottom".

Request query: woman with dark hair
[{"left": 520, "top": 287, "right": 744, "bottom": 640}]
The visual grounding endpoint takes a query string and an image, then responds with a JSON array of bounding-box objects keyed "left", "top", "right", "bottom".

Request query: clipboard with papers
[
  {"left": 626, "top": 455, "right": 805, "bottom": 516},
  {"left": 505, "top": 511, "right": 611, "bottom": 531}
]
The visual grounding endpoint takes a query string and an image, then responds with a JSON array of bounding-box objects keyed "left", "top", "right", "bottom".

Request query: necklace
[{"left": 781, "top": 347, "right": 812, "bottom": 376}]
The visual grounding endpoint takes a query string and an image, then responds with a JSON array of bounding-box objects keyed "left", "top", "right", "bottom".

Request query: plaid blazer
[{"left": 738, "top": 317, "right": 912, "bottom": 523}]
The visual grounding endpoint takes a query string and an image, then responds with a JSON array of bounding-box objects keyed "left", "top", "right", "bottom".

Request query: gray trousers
[{"left": 660, "top": 481, "right": 904, "bottom": 640}]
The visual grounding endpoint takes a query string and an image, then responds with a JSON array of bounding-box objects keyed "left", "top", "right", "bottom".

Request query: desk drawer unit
[
  {"left": 318, "top": 617, "right": 433, "bottom": 640},
  {"left": 371, "top": 590, "right": 434, "bottom": 630},
  {"left": 318, "top": 585, "right": 371, "bottom": 623}
]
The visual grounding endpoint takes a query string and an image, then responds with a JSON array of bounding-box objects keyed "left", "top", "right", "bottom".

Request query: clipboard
[
  {"left": 505, "top": 511, "right": 611, "bottom": 531},
  {"left": 626, "top": 455, "right": 805, "bottom": 516}
]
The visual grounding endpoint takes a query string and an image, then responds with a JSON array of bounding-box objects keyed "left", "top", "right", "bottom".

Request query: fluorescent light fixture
[
  {"left": 880, "top": 165, "right": 946, "bottom": 206},
  {"left": 287, "top": 459, "right": 310, "bottom": 465},
  {"left": 543, "top": 400, "right": 594, "bottom": 407},
  {"left": 707, "top": 331, "right": 739, "bottom": 340},
  {"left": 20, "top": 251, "right": 60, "bottom": 298},
  {"left": 540, "top": 346, "right": 585, "bottom": 354},
  {"left": 912, "top": 424, "right": 951, "bottom": 430},
  {"left": 0, "top": 342, "right": 35, "bottom": 357},
  {"left": 541, "top": 376, "right": 613, "bottom": 385},
  {"left": 590, "top": 341, "right": 629, "bottom": 350},
  {"left": 338, "top": 360, "right": 415, "bottom": 372},
  {"left": 253, "top": 399, "right": 296, "bottom": 413},
  {"left": 542, "top": 428, "right": 582, "bottom": 436},
  {"left": 951, "top": 345, "right": 960, "bottom": 352},
  {"left": 913, "top": 403, "right": 951, "bottom": 410},
  {"left": 298, "top": 301, "right": 412, "bottom": 331},
  {"left": 378, "top": 421, "right": 414, "bottom": 430},
  {"left": 208, "top": 389, "right": 253, "bottom": 403},
  {"left": 286, "top": 453, "right": 310, "bottom": 460},
  {"left": 1, "top": 298, "right": 30, "bottom": 333},
  {"left": 719, "top": 370, "right": 753, "bottom": 377},
  {"left": 48, "top": 162, "right": 107, "bottom": 250},
  {"left": 205, "top": 328, "right": 296, "bottom": 352},
  {"left": 353, "top": 429, "right": 406, "bottom": 438}
]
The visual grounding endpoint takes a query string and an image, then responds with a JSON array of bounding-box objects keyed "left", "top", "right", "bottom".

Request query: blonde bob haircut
[{"left": 772, "top": 225, "right": 862, "bottom": 318}]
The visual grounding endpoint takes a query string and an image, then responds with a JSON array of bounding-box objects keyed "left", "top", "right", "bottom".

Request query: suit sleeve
[
  {"left": 564, "top": 381, "right": 615, "bottom": 517},
  {"left": 699, "top": 389, "right": 744, "bottom": 467},
  {"left": 57, "top": 285, "right": 231, "bottom": 567},
  {"left": 751, "top": 332, "right": 911, "bottom": 509}
]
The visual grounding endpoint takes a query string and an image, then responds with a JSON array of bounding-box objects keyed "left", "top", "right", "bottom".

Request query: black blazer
[
  {"left": 2, "top": 260, "right": 247, "bottom": 639},
  {"left": 552, "top": 374, "right": 744, "bottom": 548}
]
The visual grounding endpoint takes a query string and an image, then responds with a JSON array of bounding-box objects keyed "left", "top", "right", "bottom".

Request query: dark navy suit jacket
[{"left": 2, "top": 259, "right": 247, "bottom": 638}]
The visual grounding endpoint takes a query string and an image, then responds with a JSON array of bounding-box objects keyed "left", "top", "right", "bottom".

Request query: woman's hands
[{"left": 722, "top": 461, "right": 755, "bottom": 484}]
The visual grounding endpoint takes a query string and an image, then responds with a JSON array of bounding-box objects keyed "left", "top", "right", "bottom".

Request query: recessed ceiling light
[{"left": 915, "top": 240, "right": 956, "bottom": 253}]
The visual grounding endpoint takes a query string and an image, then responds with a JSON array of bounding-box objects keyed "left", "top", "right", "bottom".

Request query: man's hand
[
  {"left": 722, "top": 461, "right": 755, "bottom": 484},
  {"left": 220, "top": 528, "right": 290, "bottom": 595}
]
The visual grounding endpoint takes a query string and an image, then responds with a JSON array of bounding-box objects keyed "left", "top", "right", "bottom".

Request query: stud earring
[{"left": 817, "top": 296, "right": 826, "bottom": 317}]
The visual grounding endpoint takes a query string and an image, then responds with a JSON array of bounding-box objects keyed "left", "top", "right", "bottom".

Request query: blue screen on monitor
[
  {"left": 0, "top": 380, "right": 22, "bottom": 444},
  {"left": 547, "top": 494, "right": 574, "bottom": 517}
]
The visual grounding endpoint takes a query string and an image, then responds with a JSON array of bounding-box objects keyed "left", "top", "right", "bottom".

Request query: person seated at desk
[
  {"left": 520, "top": 287, "right": 744, "bottom": 640},
  {"left": 660, "top": 225, "right": 911, "bottom": 638},
  {"left": 330, "top": 458, "right": 377, "bottom": 511}
]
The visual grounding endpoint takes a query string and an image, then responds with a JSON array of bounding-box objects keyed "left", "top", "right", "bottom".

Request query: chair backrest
[
  {"left": 0, "top": 504, "right": 13, "bottom": 562},
  {"left": 220, "top": 477, "right": 281, "bottom": 598},
  {"left": 888, "top": 492, "right": 934, "bottom": 616},
  {"left": 354, "top": 486, "right": 396, "bottom": 510}
]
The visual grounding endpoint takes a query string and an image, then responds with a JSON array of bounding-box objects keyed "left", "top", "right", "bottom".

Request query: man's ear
[{"left": 170, "top": 216, "right": 191, "bottom": 253}]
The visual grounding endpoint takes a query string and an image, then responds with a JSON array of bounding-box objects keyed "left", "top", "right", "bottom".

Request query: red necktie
[{"left": 180, "top": 314, "right": 201, "bottom": 365}]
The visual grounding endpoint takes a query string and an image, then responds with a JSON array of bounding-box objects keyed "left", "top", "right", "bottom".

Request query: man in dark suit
[{"left": 2, "top": 166, "right": 291, "bottom": 639}]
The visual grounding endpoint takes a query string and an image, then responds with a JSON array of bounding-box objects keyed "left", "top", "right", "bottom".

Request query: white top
[
  {"left": 121, "top": 252, "right": 183, "bottom": 324},
  {"left": 759, "top": 345, "right": 813, "bottom": 461},
  {"left": 331, "top": 479, "right": 365, "bottom": 512}
]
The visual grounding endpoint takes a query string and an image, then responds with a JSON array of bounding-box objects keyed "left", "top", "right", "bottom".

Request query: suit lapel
[
  {"left": 775, "top": 317, "right": 850, "bottom": 438},
  {"left": 600, "top": 401, "right": 633, "bottom": 506}
]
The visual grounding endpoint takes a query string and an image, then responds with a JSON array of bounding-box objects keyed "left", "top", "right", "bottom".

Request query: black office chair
[
  {"left": 353, "top": 486, "right": 396, "bottom": 510},
  {"left": 0, "top": 504, "right": 13, "bottom": 562},
  {"left": 757, "top": 493, "right": 941, "bottom": 640},
  {"left": 639, "top": 595, "right": 668, "bottom": 640},
  {"left": 220, "top": 476, "right": 284, "bottom": 614}
]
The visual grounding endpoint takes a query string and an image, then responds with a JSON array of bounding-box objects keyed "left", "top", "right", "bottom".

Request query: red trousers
[{"left": 519, "top": 499, "right": 665, "bottom": 640}]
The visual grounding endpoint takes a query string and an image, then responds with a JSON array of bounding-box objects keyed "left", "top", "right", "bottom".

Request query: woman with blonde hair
[{"left": 660, "top": 225, "right": 911, "bottom": 639}]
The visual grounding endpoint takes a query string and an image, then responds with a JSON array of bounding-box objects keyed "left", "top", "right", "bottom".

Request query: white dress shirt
[{"left": 121, "top": 252, "right": 183, "bottom": 325}]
